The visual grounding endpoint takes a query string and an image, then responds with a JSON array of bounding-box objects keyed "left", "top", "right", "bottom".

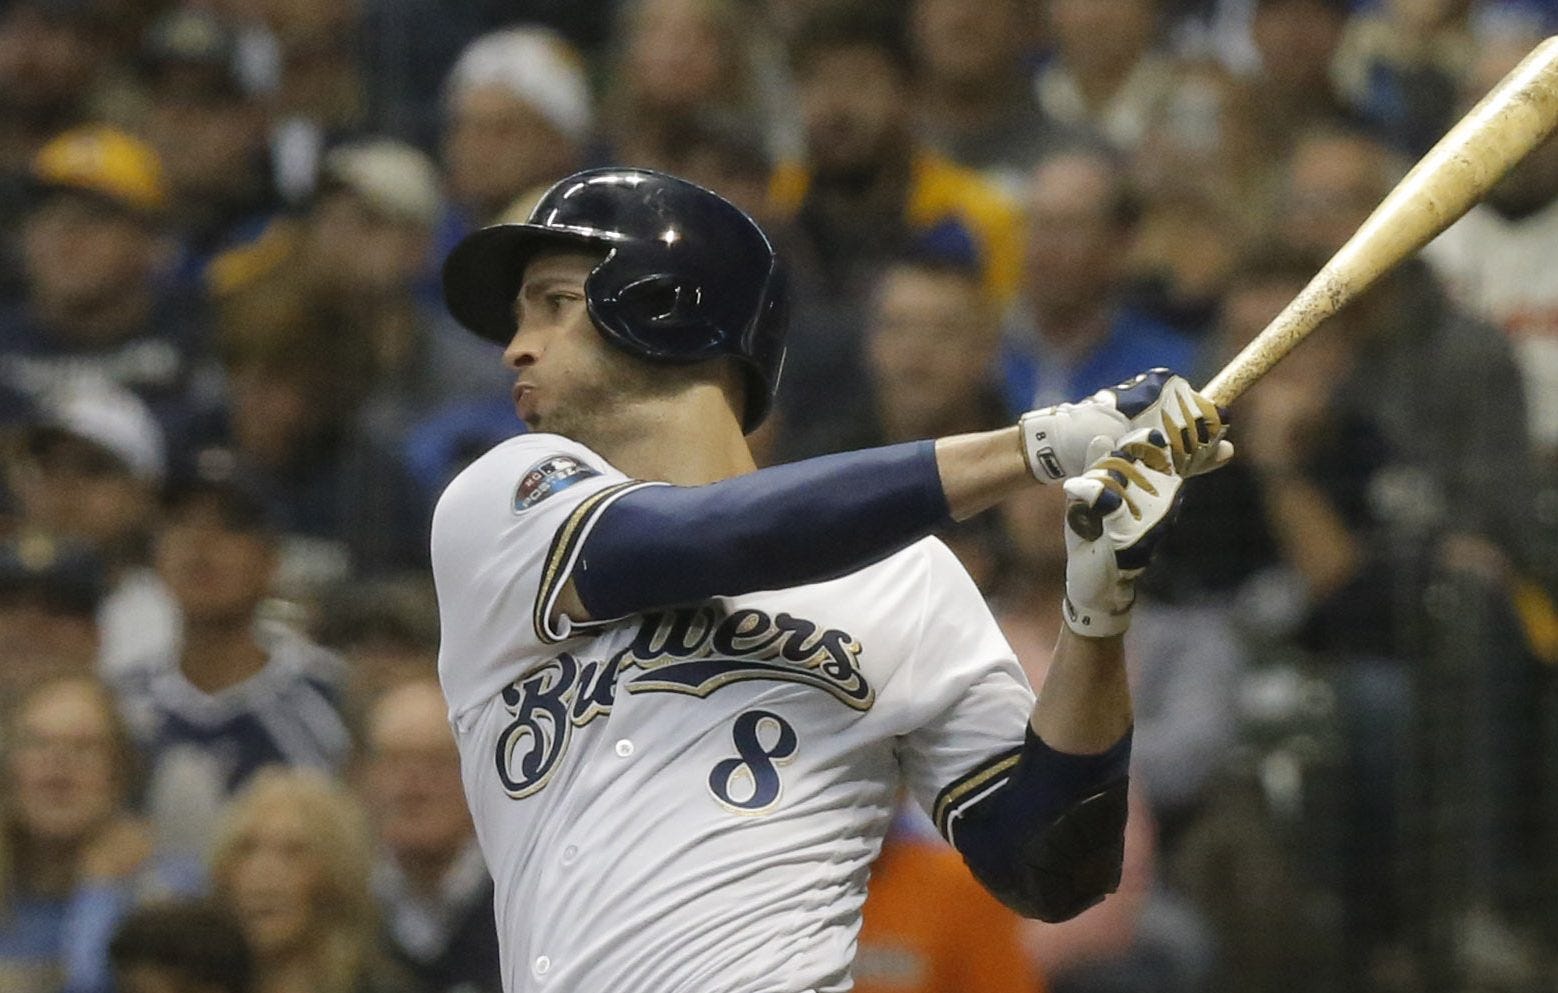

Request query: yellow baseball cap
[{"left": 32, "top": 125, "right": 169, "bottom": 215}]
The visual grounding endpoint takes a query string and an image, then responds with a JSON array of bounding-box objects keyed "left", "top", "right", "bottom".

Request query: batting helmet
[{"left": 442, "top": 168, "right": 788, "bottom": 432}]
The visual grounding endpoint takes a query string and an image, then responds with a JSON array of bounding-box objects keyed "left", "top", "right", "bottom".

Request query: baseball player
[{"left": 432, "top": 168, "right": 1230, "bottom": 993}]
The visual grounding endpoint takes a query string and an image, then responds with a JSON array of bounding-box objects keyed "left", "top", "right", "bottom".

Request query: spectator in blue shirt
[
  {"left": 1001, "top": 147, "right": 1200, "bottom": 409},
  {"left": 0, "top": 677, "right": 197, "bottom": 993},
  {"left": 114, "top": 458, "right": 353, "bottom": 863}
]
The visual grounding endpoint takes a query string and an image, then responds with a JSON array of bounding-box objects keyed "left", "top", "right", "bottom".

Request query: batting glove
[
  {"left": 1061, "top": 428, "right": 1183, "bottom": 638},
  {"left": 1019, "top": 369, "right": 1232, "bottom": 483}
]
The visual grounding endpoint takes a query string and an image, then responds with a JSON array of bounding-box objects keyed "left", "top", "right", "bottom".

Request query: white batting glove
[
  {"left": 1018, "top": 369, "right": 1232, "bottom": 483},
  {"left": 1061, "top": 428, "right": 1183, "bottom": 638}
]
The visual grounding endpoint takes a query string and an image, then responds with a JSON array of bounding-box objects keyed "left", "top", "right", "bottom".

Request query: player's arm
[
  {"left": 939, "top": 433, "right": 1181, "bottom": 923},
  {"left": 553, "top": 370, "right": 1226, "bottom": 628}
]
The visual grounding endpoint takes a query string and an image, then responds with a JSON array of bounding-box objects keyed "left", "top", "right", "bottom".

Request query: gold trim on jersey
[
  {"left": 932, "top": 746, "right": 1023, "bottom": 839},
  {"left": 533, "top": 480, "right": 657, "bottom": 645}
]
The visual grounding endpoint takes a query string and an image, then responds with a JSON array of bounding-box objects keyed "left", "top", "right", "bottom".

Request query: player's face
[{"left": 504, "top": 250, "right": 663, "bottom": 438}]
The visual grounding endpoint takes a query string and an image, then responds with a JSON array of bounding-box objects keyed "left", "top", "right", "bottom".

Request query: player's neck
[{"left": 587, "top": 389, "right": 756, "bottom": 485}]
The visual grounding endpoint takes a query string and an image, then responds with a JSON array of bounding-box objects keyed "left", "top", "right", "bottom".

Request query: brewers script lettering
[{"left": 495, "top": 605, "right": 873, "bottom": 799}]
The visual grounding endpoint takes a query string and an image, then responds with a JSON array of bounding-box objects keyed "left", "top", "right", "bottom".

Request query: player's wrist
[
  {"left": 1017, "top": 402, "right": 1129, "bottom": 484},
  {"left": 1062, "top": 591, "right": 1134, "bottom": 637}
]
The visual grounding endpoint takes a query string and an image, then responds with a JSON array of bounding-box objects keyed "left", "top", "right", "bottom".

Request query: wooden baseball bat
[
  {"left": 1068, "top": 35, "right": 1558, "bottom": 541},
  {"left": 1205, "top": 34, "right": 1558, "bottom": 405}
]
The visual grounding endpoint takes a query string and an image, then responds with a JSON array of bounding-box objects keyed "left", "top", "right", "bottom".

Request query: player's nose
[{"left": 503, "top": 325, "right": 542, "bottom": 370}]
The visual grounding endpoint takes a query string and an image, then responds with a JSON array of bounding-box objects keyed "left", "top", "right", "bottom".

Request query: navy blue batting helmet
[{"left": 442, "top": 168, "right": 788, "bottom": 432}]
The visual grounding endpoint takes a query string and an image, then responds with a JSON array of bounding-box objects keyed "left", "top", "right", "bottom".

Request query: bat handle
[{"left": 1065, "top": 499, "right": 1105, "bottom": 541}]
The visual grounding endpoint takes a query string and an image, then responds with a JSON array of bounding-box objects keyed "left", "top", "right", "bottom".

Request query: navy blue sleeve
[
  {"left": 939, "top": 728, "right": 1133, "bottom": 922},
  {"left": 570, "top": 440, "right": 951, "bottom": 619}
]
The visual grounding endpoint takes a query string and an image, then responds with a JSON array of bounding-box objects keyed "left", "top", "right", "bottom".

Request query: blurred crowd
[{"left": 1, "top": 0, "right": 1557, "bottom": 992}]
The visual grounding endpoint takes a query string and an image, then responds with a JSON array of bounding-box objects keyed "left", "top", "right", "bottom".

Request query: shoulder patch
[{"left": 514, "top": 455, "right": 599, "bottom": 513}]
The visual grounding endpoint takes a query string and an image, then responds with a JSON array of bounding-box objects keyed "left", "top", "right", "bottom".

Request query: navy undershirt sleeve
[
  {"left": 571, "top": 440, "right": 951, "bottom": 619},
  {"left": 953, "top": 728, "right": 1133, "bottom": 920},
  {"left": 965, "top": 727, "right": 1132, "bottom": 845}
]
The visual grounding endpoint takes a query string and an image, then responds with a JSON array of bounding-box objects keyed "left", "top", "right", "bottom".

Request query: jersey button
[
  {"left": 615, "top": 739, "right": 634, "bottom": 757},
  {"left": 533, "top": 955, "right": 551, "bottom": 977},
  {"left": 562, "top": 845, "right": 579, "bottom": 864}
]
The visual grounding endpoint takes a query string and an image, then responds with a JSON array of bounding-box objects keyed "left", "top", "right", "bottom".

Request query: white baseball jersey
[
  {"left": 432, "top": 434, "right": 1034, "bottom": 993},
  {"left": 1425, "top": 201, "right": 1558, "bottom": 450}
]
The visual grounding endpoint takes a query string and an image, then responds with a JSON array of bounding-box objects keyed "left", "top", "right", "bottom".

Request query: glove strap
[
  {"left": 1062, "top": 591, "right": 1134, "bottom": 638},
  {"left": 1018, "top": 407, "right": 1068, "bottom": 483}
]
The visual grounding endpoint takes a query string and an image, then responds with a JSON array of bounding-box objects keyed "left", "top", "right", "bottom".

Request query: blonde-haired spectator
[
  {"left": 0, "top": 677, "right": 196, "bottom": 993},
  {"left": 210, "top": 769, "right": 410, "bottom": 993}
]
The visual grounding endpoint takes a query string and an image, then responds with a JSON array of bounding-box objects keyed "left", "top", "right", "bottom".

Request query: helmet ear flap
[{"left": 595, "top": 270, "right": 725, "bottom": 358}]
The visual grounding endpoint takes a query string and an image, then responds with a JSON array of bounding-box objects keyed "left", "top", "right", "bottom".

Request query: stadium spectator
[
  {"left": 0, "top": 535, "right": 103, "bottom": 708},
  {"left": 1000, "top": 148, "right": 1199, "bottom": 410},
  {"left": 260, "top": 0, "right": 369, "bottom": 203},
  {"left": 0, "top": 0, "right": 109, "bottom": 175},
  {"left": 0, "top": 677, "right": 195, "bottom": 993},
  {"left": 604, "top": 0, "right": 790, "bottom": 170},
  {"left": 1280, "top": 126, "right": 1528, "bottom": 554},
  {"left": 115, "top": 460, "right": 353, "bottom": 862},
  {"left": 908, "top": 0, "right": 1083, "bottom": 195},
  {"left": 768, "top": 2, "right": 1019, "bottom": 459},
  {"left": 109, "top": 899, "right": 254, "bottom": 993},
  {"left": 210, "top": 769, "right": 411, "bottom": 993},
  {"left": 1124, "top": 184, "right": 1249, "bottom": 338},
  {"left": 640, "top": 111, "right": 777, "bottom": 226},
  {"left": 435, "top": 28, "right": 591, "bottom": 262},
  {"left": 138, "top": 7, "right": 279, "bottom": 290},
  {"left": 1334, "top": 0, "right": 1476, "bottom": 156},
  {"left": 773, "top": 2, "right": 1019, "bottom": 301},
  {"left": 208, "top": 140, "right": 447, "bottom": 573},
  {"left": 8, "top": 379, "right": 178, "bottom": 676},
  {"left": 0, "top": 125, "right": 218, "bottom": 445},
  {"left": 1424, "top": 22, "right": 1558, "bottom": 472},
  {"left": 363, "top": 680, "right": 500, "bottom": 993},
  {"left": 215, "top": 138, "right": 503, "bottom": 430},
  {"left": 1220, "top": 0, "right": 1363, "bottom": 211},
  {"left": 1034, "top": 0, "right": 1179, "bottom": 153},
  {"left": 312, "top": 575, "right": 439, "bottom": 705},
  {"left": 862, "top": 252, "right": 1007, "bottom": 447}
]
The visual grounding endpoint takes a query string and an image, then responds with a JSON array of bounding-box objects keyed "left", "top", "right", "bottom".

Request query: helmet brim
[{"left": 441, "top": 223, "right": 607, "bottom": 345}]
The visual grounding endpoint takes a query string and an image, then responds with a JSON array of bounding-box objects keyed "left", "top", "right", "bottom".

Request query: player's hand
[
  {"left": 1018, "top": 369, "right": 1231, "bottom": 483},
  {"left": 1060, "top": 428, "right": 1182, "bottom": 638},
  {"left": 1120, "top": 369, "right": 1233, "bottom": 478}
]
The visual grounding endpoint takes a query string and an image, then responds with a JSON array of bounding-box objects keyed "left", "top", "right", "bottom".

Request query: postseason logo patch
[{"left": 514, "top": 455, "right": 599, "bottom": 513}]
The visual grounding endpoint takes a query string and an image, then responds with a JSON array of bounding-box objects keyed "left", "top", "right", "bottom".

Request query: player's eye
[{"left": 546, "top": 292, "right": 578, "bottom": 312}]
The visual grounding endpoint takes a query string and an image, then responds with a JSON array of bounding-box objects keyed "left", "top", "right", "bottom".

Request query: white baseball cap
[
  {"left": 321, "top": 139, "right": 443, "bottom": 227},
  {"left": 31, "top": 376, "right": 167, "bottom": 484},
  {"left": 445, "top": 27, "right": 593, "bottom": 145}
]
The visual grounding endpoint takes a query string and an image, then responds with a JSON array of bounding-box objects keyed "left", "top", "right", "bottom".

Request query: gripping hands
[
  {"left": 1061, "top": 429, "right": 1182, "bottom": 638},
  {"left": 1018, "top": 369, "right": 1232, "bottom": 483}
]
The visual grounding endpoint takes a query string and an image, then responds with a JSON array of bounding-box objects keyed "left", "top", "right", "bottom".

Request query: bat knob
[{"left": 1066, "top": 501, "right": 1105, "bottom": 541}]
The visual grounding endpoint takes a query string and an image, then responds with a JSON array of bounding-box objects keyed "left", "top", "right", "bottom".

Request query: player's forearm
[
  {"left": 1029, "top": 628, "right": 1133, "bottom": 754},
  {"left": 935, "top": 426, "right": 1033, "bottom": 521}
]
